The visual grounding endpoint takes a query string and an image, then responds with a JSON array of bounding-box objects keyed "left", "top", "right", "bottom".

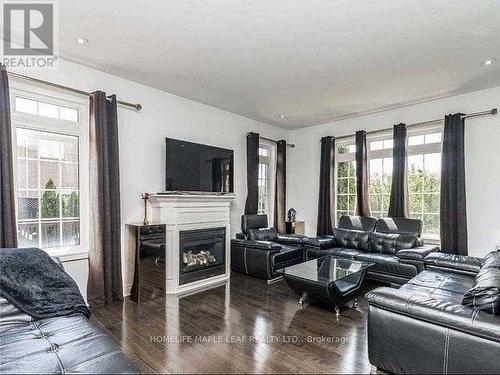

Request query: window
[
  {"left": 366, "top": 124, "right": 443, "bottom": 239},
  {"left": 257, "top": 144, "right": 275, "bottom": 218},
  {"left": 11, "top": 85, "right": 89, "bottom": 258},
  {"left": 368, "top": 134, "right": 393, "bottom": 218},
  {"left": 407, "top": 126, "right": 443, "bottom": 240},
  {"left": 336, "top": 142, "right": 357, "bottom": 220}
]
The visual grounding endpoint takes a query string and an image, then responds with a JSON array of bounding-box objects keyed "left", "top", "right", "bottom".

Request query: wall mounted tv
[{"left": 165, "top": 138, "right": 234, "bottom": 193}]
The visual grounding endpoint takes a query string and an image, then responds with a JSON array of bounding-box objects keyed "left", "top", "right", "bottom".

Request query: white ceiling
[{"left": 54, "top": 1, "right": 500, "bottom": 128}]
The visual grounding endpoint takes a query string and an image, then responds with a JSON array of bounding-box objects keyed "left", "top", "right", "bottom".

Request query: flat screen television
[{"left": 165, "top": 138, "right": 234, "bottom": 193}]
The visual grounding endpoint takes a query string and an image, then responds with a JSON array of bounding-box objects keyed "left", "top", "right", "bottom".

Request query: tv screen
[{"left": 165, "top": 138, "right": 234, "bottom": 193}]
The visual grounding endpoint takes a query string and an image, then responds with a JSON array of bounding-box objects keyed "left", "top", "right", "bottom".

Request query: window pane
[
  {"left": 409, "top": 193, "right": 422, "bottom": 214},
  {"left": 62, "top": 221, "right": 80, "bottom": 246},
  {"left": 370, "top": 141, "right": 383, "bottom": 151},
  {"left": 27, "top": 160, "right": 39, "bottom": 189},
  {"left": 409, "top": 135, "right": 424, "bottom": 146},
  {"left": 62, "top": 191, "right": 79, "bottom": 217},
  {"left": 337, "top": 178, "right": 348, "bottom": 194},
  {"left": 424, "top": 153, "right": 441, "bottom": 175},
  {"left": 348, "top": 196, "right": 356, "bottom": 213},
  {"left": 59, "top": 107, "right": 79, "bottom": 122},
  {"left": 40, "top": 161, "right": 59, "bottom": 188},
  {"left": 424, "top": 194, "right": 439, "bottom": 213},
  {"left": 425, "top": 132, "right": 442, "bottom": 144},
  {"left": 18, "top": 222, "right": 39, "bottom": 247},
  {"left": 383, "top": 139, "right": 393, "bottom": 149},
  {"left": 38, "top": 102, "right": 59, "bottom": 119},
  {"left": 61, "top": 137, "right": 79, "bottom": 162},
  {"left": 41, "top": 222, "right": 60, "bottom": 248},
  {"left": 15, "top": 97, "right": 37, "bottom": 114},
  {"left": 62, "top": 163, "right": 79, "bottom": 189},
  {"left": 423, "top": 214, "right": 439, "bottom": 235},
  {"left": 17, "top": 158, "right": 27, "bottom": 189},
  {"left": 337, "top": 195, "right": 348, "bottom": 210},
  {"left": 258, "top": 147, "right": 268, "bottom": 157},
  {"left": 18, "top": 190, "right": 39, "bottom": 220},
  {"left": 41, "top": 189, "right": 60, "bottom": 218}
]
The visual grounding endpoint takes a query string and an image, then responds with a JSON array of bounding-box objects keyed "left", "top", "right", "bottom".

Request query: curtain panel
[
  {"left": 355, "top": 130, "right": 371, "bottom": 216},
  {"left": 440, "top": 113, "right": 468, "bottom": 255},
  {"left": 244, "top": 132, "right": 259, "bottom": 214},
  {"left": 388, "top": 123, "right": 410, "bottom": 217},
  {"left": 274, "top": 140, "right": 286, "bottom": 233},
  {"left": 87, "top": 92, "right": 123, "bottom": 306},
  {"left": 317, "top": 136, "right": 335, "bottom": 236},
  {"left": 0, "top": 65, "right": 18, "bottom": 248}
]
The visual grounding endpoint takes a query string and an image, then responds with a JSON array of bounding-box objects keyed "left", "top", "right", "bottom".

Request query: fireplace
[{"left": 179, "top": 227, "right": 226, "bottom": 285}]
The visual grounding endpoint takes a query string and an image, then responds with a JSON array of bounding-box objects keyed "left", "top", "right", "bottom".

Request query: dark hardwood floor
[{"left": 91, "top": 273, "right": 382, "bottom": 374}]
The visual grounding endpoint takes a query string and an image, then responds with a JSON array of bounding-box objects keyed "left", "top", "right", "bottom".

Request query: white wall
[
  {"left": 287, "top": 86, "right": 500, "bottom": 257},
  {"left": 11, "top": 59, "right": 288, "bottom": 296}
]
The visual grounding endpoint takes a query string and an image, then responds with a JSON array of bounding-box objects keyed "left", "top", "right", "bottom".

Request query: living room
[{"left": 0, "top": 1, "right": 499, "bottom": 374}]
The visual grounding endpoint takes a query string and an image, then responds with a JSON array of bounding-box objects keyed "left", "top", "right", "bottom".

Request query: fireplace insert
[{"left": 179, "top": 227, "right": 226, "bottom": 285}]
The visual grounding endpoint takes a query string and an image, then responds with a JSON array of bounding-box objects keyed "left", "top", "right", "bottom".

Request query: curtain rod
[
  {"left": 330, "top": 108, "right": 497, "bottom": 142},
  {"left": 248, "top": 133, "right": 295, "bottom": 148},
  {"left": 7, "top": 71, "right": 142, "bottom": 110}
]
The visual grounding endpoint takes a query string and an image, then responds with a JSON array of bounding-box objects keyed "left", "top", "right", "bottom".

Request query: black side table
[{"left": 126, "top": 223, "right": 166, "bottom": 303}]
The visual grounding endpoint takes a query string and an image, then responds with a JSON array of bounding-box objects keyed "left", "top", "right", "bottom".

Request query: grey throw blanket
[{"left": 0, "top": 247, "right": 90, "bottom": 319}]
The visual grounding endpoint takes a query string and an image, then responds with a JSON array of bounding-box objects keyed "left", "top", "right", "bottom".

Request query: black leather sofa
[
  {"left": 367, "top": 251, "right": 500, "bottom": 374},
  {"left": 0, "top": 257, "right": 138, "bottom": 374},
  {"left": 304, "top": 215, "right": 439, "bottom": 285},
  {"left": 231, "top": 214, "right": 307, "bottom": 280}
]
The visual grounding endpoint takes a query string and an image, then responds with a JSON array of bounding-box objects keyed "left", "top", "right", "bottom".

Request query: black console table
[{"left": 126, "top": 223, "right": 166, "bottom": 303}]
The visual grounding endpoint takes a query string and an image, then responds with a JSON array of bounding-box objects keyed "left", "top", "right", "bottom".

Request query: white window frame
[
  {"left": 406, "top": 121, "right": 444, "bottom": 243},
  {"left": 10, "top": 81, "right": 90, "bottom": 261},
  {"left": 257, "top": 140, "right": 276, "bottom": 226},
  {"left": 335, "top": 137, "right": 357, "bottom": 223}
]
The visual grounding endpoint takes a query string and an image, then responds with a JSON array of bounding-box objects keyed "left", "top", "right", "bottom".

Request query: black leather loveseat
[
  {"left": 0, "top": 256, "right": 138, "bottom": 374},
  {"left": 366, "top": 251, "right": 500, "bottom": 374},
  {"left": 231, "top": 214, "right": 307, "bottom": 280},
  {"left": 304, "top": 215, "right": 439, "bottom": 285}
]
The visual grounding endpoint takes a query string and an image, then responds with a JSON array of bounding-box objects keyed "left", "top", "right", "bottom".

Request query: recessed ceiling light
[
  {"left": 482, "top": 59, "right": 495, "bottom": 66},
  {"left": 279, "top": 114, "right": 286, "bottom": 118},
  {"left": 76, "top": 37, "right": 89, "bottom": 46}
]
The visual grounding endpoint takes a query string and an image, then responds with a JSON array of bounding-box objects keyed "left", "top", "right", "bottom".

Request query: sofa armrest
[
  {"left": 231, "top": 238, "right": 281, "bottom": 251},
  {"left": 303, "top": 235, "right": 336, "bottom": 249},
  {"left": 424, "top": 252, "right": 482, "bottom": 276},
  {"left": 275, "top": 234, "right": 307, "bottom": 245},
  {"left": 366, "top": 287, "right": 500, "bottom": 343},
  {"left": 51, "top": 256, "right": 64, "bottom": 270},
  {"left": 397, "top": 245, "right": 440, "bottom": 261}
]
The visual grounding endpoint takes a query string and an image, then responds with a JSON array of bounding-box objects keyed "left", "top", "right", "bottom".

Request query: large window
[
  {"left": 336, "top": 142, "right": 356, "bottom": 220},
  {"left": 11, "top": 85, "right": 89, "bottom": 258},
  {"left": 368, "top": 136, "right": 393, "bottom": 218},
  {"left": 366, "top": 124, "right": 443, "bottom": 239},
  {"left": 257, "top": 144, "right": 275, "bottom": 218},
  {"left": 407, "top": 126, "right": 443, "bottom": 240}
]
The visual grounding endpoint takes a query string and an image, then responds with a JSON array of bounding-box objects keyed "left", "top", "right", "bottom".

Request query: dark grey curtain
[
  {"left": 0, "top": 65, "right": 18, "bottom": 248},
  {"left": 388, "top": 123, "right": 409, "bottom": 217},
  {"left": 244, "top": 132, "right": 259, "bottom": 214},
  {"left": 87, "top": 92, "right": 123, "bottom": 306},
  {"left": 317, "top": 137, "right": 335, "bottom": 236},
  {"left": 274, "top": 140, "right": 286, "bottom": 233},
  {"left": 355, "top": 130, "right": 370, "bottom": 216},
  {"left": 440, "top": 113, "right": 468, "bottom": 255}
]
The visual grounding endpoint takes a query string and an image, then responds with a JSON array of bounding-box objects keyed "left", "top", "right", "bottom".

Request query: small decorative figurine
[
  {"left": 141, "top": 192, "right": 150, "bottom": 225},
  {"left": 287, "top": 208, "right": 296, "bottom": 222}
]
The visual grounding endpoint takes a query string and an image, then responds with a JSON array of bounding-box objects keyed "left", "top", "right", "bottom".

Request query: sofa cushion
[
  {"left": 482, "top": 251, "right": 500, "bottom": 270},
  {"left": 333, "top": 228, "right": 371, "bottom": 251},
  {"left": 424, "top": 252, "right": 482, "bottom": 276},
  {"left": 247, "top": 227, "right": 277, "bottom": 241},
  {"left": 303, "top": 236, "right": 336, "bottom": 249},
  {"left": 356, "top": 253, "right": 418, "bottom": 278},
  {"left": 462, "top": 267, "right": 500, "bottom": 315},
  {"left": 374, "top": 217, "right": 422, "bottom": 236},
  {"left": 369, "top": 232, "right": 417, "bottom": 255},
  {"left": 338, "top": 215, "right": 377, "bottom": 231}
]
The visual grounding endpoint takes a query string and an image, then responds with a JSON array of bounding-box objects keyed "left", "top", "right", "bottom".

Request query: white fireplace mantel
[{"left": 149, "top": 193, "right": 235, "bottom": 294}]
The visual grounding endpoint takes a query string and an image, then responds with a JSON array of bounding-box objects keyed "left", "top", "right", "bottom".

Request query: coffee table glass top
[{"left": 278, "top": 256, "right": 374, "bottom": 284}]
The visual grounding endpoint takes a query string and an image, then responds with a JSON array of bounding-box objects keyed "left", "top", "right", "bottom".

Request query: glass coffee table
[{"left": 278, "top": 255, "right": 374, "bottom": 316}]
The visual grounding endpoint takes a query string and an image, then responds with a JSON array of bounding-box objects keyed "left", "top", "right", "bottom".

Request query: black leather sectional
[
  {"left": 304, "top": 215, "right": 439, "bottom": 285},
  {"left": 231, "top": 214, "right": 307, "bottom": 280},
  {"left": 0, "top": 257, "right": 138, "bottom": 374},
  {"left": 367, "top": 251, "right": 500, "bottom": 374}
]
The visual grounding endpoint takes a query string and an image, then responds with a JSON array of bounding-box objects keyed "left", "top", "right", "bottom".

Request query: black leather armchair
[
  {"left": 231, "top": 214, "right": 307, "bottom": 280},
  {"left": 304, "top": 216, "right": 440, "bottom": 285},
  {"left": 367, "top": 251, "right": 500, "bottom": 374}
]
